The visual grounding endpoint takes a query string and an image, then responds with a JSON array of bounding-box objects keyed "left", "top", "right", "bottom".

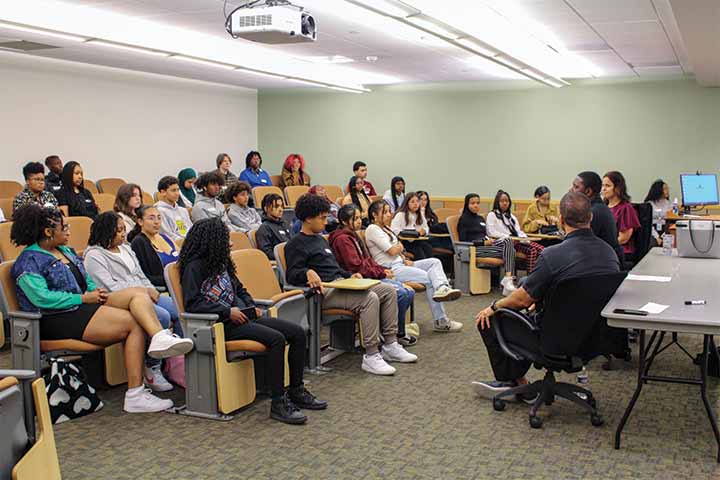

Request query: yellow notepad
[{"left": 322, "top": 278, "right": 380, "bottom": 290}]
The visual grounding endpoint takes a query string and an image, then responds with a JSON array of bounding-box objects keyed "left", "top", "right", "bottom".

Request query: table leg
[
  {"left": 615, "top": 329, "right": 647, "bottom": 450},
  {"left": 699, "top": 335, "right": 720, "bottom": 463}
]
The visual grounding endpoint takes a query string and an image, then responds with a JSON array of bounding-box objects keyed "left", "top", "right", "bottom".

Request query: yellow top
[
  {"left": 341, "top": 193, "right": 370, "bottom": 218},
  {"left": 522, "top": 201, "right": 560, "bottom": 234},
  {"left": 322, "top": 278, "right": 380, "bottom": 290}
]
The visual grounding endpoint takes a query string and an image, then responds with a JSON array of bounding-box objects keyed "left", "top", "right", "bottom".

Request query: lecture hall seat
[
  {"left": 96, "top": 178, "right": 126, "bottom": 196},
  {"left": 0, "top": 181, "right": 23, "bottom": 199}
]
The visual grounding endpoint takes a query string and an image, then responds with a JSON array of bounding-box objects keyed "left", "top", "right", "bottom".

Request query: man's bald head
[{"left": 560, "top": 192, "right": 592, "bottom": 228}]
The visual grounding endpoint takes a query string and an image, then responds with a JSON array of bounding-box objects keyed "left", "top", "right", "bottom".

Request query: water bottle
[
  {"left": 672, "top": 197, "right": 679, "bottom": 215},
  {"left": 662, "top": 233, "right": 673, "bottom": 256}
]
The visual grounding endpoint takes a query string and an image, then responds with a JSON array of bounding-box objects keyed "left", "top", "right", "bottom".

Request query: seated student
[
  {"left": 571, "top": 171, "right": 623, "bottom": 261},
  {"left": 390, "top": 192, "right": 434, "bottom": 260},
  {"left": 644, "top": 179, "right": 671, "bottom": 243},
  {"left": 366, "top": 200, "right": 463, "bottom": 333},
  {"left": 383, "top": 176, "right": 406, "bottom": 213},
  {"left": 10, "top": 205, "right": 192, "bottom": 413},
  {"left": 226, "top": 181, "right": 262, "bottom": 233},
  {"left": 522, "top": 186, "right": 560, "bottom": 235},
  {"left": 486, "top": 190, "right": 544, "bottom": 273},
  {"left": 84, "top": 212, "right": 182, "bottom": 392},
  {"left": 191, "top": 171, "right": 238, "bottom": 232},
  {"left": 329, "top": 204, "right": 417, "bottom": 346},
  {"left": 353, "top": 161, "right": 377, "bottom": 196},
  {"left": 181, "top": 217, "right": 326, "bottom": 424},
  {"left": 155, "top": 176, "right": 193, "bottom": 242},
  {"left": 472, "top": 192, "right": 621, "bottom": 397},
  {"left": 55, "top": 161, "right": 99, "bottom": 219},
  {"left": 177, "top": 168, "right": 197, "bottom": 207},
  {"left": 280, "top": 153, "right": 310, "bottom": 188},
  {"left": 418, "top": 190, "right": 453, "bottom": 251},
  {"left": 256, "top": 193, "right": 291, "bottom": 260},
  {"left": 216, "top": 153, "right": 239, "bottom": 189},
  {"left": 239, "top": 150, "right": 272, "bottom": 188},
  {"left": 129, "top": 206, "right": 179, "bottom": 289},
  {"left": 603, "top": 171, "right": 641, "bottom": 257},
  {"left": 286, "top": 194, "right": 417, "bottom": 375},
  {"left": 457, "top": 194, "right": 518, "bottom": 295},
  {"left": 44, "top": 155, "right": 64, "bottom": 194},
  {"left": 290, "top": 186, "right": 340, "bottom": 236},
  {"left": 113, "top": 183, "right": 143, "bottom": 233},
  {"left": 341, "top": 176, "right": 371, "bottom": 225},
  {"left": 13, "top": 162, "right": 58, "bottom": 213}
]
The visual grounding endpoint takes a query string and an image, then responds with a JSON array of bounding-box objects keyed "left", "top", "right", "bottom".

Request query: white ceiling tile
[{"left": 566, "top": 0, "right": 658, "bottom": 23}]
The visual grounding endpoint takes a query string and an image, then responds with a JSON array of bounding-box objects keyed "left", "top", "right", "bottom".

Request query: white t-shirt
[
  {"left": 112, "top": 246, "right": 138, "bottom": 272},
  {"left": 486, "top": 212, "right": 527, "bottom": 239},
  {"left": 390, "top": 211, "right": 428, "bottom": 235},
  {"left": 365, "top": 224, "right": 403, "bottom": 268}
]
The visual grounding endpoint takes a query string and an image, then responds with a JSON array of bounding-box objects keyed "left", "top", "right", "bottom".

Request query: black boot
[
  {"left": 289, "top": 386, "right": 328, "bottom": 410},
  {"left": 270, "top": 393, "right": 307, "bottom": 425}
]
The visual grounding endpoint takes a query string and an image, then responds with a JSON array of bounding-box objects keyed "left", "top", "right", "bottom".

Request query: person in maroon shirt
[
  {"left": 602, "top": 171, "right": 640, "bottom": 255},
  {"left": 352, "top": 161, "right": 377, "bottom": 196}
]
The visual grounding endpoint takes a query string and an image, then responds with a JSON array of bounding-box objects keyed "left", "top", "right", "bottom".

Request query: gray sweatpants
[{"left": 322, "top": 282, "right": 399, "bottom": 353}]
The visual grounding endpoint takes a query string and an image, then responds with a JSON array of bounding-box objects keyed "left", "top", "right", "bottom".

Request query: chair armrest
[
  {"left": 0, "top": 369, "right": 36, "bottom": 380},
  {"left": 283, "top": 284, "right": 310, "bottom": 293},
  {"left": 9, "top": 311, "right": 42, "bottom": 321},
  {"left": 179, "top": 312, "right": 219, "bottom": 323},
  {"left": 454, "top": 241, "right": 473, "bottom": 247},
  {"left": 493, "top": 308, "right": 539, "bottom": 362}
]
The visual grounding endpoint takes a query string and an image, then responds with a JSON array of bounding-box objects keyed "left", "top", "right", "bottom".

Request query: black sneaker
[
  {"left": 270, "top": 394, "right": 307, "bottom": 424},
  {"left": 289, "top": 387, "right": 328, "bottom": 411},
  {"left": 398, "top": 335, "right": 418, "bottom": 347}
]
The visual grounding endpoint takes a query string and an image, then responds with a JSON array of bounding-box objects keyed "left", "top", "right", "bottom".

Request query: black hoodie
[{"left": 256, "top": 214, "right": 291, "bottom": 260}]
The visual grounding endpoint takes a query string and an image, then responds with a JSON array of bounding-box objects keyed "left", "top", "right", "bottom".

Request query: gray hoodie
[
  {"left": 191, "top": 193, "right": 239, "bottom": 231},
  {"left": 155, "top": 200, "right": 193, "bottom": 242},
  {"left": 227, "top": 203, "right": 262, "bottom": 233},
  {"left": 83, "top": 244, "right": 154, "bottom": 292}
]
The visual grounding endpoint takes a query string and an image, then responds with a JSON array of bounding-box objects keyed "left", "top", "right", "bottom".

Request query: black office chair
[
  {"left": 625, "top": 202, "right": 653, "bottom": 266},
  {"left": 491, "top": 272, "right": 628, "bottom": 428}
]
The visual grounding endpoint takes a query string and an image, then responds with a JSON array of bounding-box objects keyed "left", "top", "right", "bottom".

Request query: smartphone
[
  {"left": 240, "top": 306, "right": 257, "bottom": 321},
  {"left": 613, "top": 308, "right": 648, "bottom": 316}
]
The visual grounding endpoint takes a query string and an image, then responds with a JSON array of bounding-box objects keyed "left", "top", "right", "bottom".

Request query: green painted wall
[{"left": 258, "top": 79, "right": 720, "bottom": 202}]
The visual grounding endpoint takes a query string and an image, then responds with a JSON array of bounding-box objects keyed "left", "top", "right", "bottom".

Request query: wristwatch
[{"left": 490, "top": 300, "right": 500, "bottom": 312}]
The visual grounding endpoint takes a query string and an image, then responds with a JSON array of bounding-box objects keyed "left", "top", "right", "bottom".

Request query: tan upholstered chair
[
  {"left": 94, "top": 193, "right": 115, "bottom": 213},
  {"left": 64, "top": 216, "right": 93, "bottom": 256},
  {"left": 0, "top": 181, "right": 23, "bottom": 199},
  {"left": 253, "top": 186, "right": 285, "bottom": 208},
  {"left": 0, "top": 222, "right": 23, "bottom": 262},
  {"left": 83, "top": 179, "right": 99, "bottom": 194},
  {"left": 284, "top": 186, "right": 310, "bottom": 207},
  {"left": 96, "top": 178, "right": 126, "bottom": 195},
  {"left": 229, "top": 231, "right": 253, "bottom": 251},
  {"left": 0, "top": 198, "right": 14, "bottom": 221},
  {"left": 446, "top": 215, "right": 503, "bottom": 295},
  {"left": 321, "top": 185, "right": 344, "bottom": 205}
]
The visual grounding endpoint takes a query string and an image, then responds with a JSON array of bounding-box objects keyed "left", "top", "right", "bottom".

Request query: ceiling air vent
[{"left": 0, "top": 40, "right": 60, "bottom": 51}]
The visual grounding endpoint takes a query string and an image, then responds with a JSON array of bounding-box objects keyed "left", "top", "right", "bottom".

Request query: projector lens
[{"left": 302, "top": 14, "right": 316, "bottom": 37}]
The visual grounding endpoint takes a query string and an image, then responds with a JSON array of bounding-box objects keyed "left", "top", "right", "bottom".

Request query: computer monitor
[{"left": 680, "top": 173, "right": 719, "bottom": 207}]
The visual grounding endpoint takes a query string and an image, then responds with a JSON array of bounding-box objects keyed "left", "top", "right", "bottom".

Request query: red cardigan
[{"left": 328, "top": 229, "right": 386, "bottom": 279}]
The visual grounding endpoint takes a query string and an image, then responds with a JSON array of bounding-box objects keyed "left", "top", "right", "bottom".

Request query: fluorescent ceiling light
[
  {"left": 545, "top": 79, "right": 566, "bottom": 88},
  {"left": 170, "top": 55, "right": 236, "bottom": 70},
  {"left": 345, "top": 0, "right": 420, "bottom": 18},
  {"left": 521, "top": 69, "right": 545, "bottom": 82},
  {"left": 298, "top": 55, "right": 355, "bottom": 64},
  {"left": 328, "top": 86, "right": 365, "bottom": 94},
  {"left": 455, "top": 38, "right": 497, "bottom": 58},
  {"left": 0, "top": 20, "right": 87, "bottom": 42},
  {"left": 404, "top": 15, "right": 460, "bottom": 40},
  {"left": 236, "top": 68, "right": 286, "bottom": 79},
  {"left": 286, "top": 78, "right": 325, "bottom": 87},
  {"left": 85, "top": 39, "right": 170, "bottom": 57}
]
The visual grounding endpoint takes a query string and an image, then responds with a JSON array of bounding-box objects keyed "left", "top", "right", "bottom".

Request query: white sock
[{"left": 126, "top": 385, "right": 144, "bottom": 397}]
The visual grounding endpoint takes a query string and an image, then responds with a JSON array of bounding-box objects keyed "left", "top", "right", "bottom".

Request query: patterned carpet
[{"left": 2, "top": 293, "right": 720, "bottom": 480}]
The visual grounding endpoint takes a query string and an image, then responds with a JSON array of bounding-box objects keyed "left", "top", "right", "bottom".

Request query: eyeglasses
[{"left": 28, "top": 176, "right": 45, "bottom": 183}]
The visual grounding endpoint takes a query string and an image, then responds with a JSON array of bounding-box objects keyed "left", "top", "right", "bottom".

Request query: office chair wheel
[
  {"left": 529, "top": 415, "right": 543, "bottom": 429},
  {"left": 590, "top": 414, "right": 604, "bottom": 427},
  {"left": 492, "top": 398, "right": 506, "bottom": 412}
]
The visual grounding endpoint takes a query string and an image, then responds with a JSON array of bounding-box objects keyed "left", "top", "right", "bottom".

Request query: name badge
[
  {"left": 324, "top": 248, "right": 333, "bottom": 255},
  {"left": 279, "top": 230, "right": 286, "bottom": 235},
  {"left": 480, "top": 222, "right": 486, "bottom": 227},
  {"left": 261, "top": 179, "right": 267, "bottom": 183},
  {"left": 85, "top": 198, "right": 92, "bottom": 204},
  {"left": 52, "top": 186, "right": 61, "bottom": 191},
  {"left": 171, "top": 251, "right": 179, "bottom": 257},
  {"left": 207, "top": 207, "right": 217, "bottom": 213}
]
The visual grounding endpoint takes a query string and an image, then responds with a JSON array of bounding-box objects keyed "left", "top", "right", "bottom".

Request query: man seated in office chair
[{"left": 472, "top": 192, "right": 621, "bottom": 399}]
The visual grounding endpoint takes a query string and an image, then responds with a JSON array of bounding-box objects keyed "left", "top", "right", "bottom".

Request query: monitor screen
[{"left": 680, "top": 174, "right": 719, "bottom": 206}]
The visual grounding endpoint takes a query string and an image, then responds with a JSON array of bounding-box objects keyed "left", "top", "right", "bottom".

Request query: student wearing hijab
[{"left": 177, "top": 168, "right": 197, "bottom": 207}]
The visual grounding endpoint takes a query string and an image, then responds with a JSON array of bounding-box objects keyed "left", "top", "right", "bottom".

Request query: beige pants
[{"left": 322, "top": 282, "right": 399, "bottom": 352}]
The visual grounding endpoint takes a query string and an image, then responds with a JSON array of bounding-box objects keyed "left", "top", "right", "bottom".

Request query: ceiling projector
[{"left": 227, "top": 1, "right": 316, "bottom": 44}]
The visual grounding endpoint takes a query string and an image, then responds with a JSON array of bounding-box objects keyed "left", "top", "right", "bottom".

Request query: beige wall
[
  {"left": 0, "top": 51, "right": 257, "bottom": 195},
  {"left": 258, "top": 79, "right": 720, "bottom": 203}
]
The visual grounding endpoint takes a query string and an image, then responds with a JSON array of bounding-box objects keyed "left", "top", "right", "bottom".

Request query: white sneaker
[
  {"left": 361, "top": 353, "right": 396, "bottom": 375},
  {"left": 123, "top": 388, "right": 174, "bottom": 413},
  {"left": 147, "top": 329, "right": 194, "bottom": 359},
  {"left": 381, "top": 342, "right": 418, "bottom": 363},
  {"left": 432, "top": 285, "right": 462, "bottom": 302},
  {"left": 144, "top": 364, "right": 173, "bottom": 392},
  {"left": 433, "top": 318, "right": 463, "bottom": 332},
  {"left": 501, "top": 276, "right": 517, "bottom": 296}
]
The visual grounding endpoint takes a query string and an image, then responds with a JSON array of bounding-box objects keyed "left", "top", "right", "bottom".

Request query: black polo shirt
[
  {"left": 523, "top": 228, "right": 621, "bottom": 302},
  {"left": 590, "top": 196, "right": 624, "bottom": 261}
]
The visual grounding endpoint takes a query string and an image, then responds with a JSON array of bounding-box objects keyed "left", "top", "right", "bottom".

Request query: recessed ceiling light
[{"left": 0, "top": 21, "right": 87, "bottom": 42}]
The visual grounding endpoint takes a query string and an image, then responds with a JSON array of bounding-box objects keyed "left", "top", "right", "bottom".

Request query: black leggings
[
  {"left": 478, "top": 318, "right": 538, "bottom": 382},
  {"left": 224, "top": 316, "right": 305, "bottom": 398},
  {"left": 402, "top": 239, "right": 433, "bottom": 260}
]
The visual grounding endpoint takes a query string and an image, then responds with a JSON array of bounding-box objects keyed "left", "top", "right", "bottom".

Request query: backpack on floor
[{"left": 44, "top": 358, "right": 104, "bottom": 424}]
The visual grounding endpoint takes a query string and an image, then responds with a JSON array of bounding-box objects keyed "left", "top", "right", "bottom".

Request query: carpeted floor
[{"left": 2, "top": 293, "right": 720, "bottom": 479}]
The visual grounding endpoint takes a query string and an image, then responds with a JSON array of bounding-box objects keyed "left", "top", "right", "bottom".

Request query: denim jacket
[{"left": 11, "top": 243, "right": 96, "bottom": 314}]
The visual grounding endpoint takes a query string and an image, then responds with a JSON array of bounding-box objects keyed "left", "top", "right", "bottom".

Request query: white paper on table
[
  {"left": 626, "top": 274, "right": 672, "bottom": 282},
  {"left": 639, "top": 302, "right": 669, "bottom": 314}
]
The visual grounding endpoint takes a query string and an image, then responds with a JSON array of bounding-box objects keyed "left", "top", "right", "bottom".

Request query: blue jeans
[
  {"left": 381, "top": 279, "right": 414, "bottom": 337},
  {"left": 146, "top": 295, "right": 182, "bottom": 368}
]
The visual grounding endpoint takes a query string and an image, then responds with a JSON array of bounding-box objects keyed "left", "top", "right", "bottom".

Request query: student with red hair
[{"left": 281, "top": 153, "right": 310, "bottom": 188}]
